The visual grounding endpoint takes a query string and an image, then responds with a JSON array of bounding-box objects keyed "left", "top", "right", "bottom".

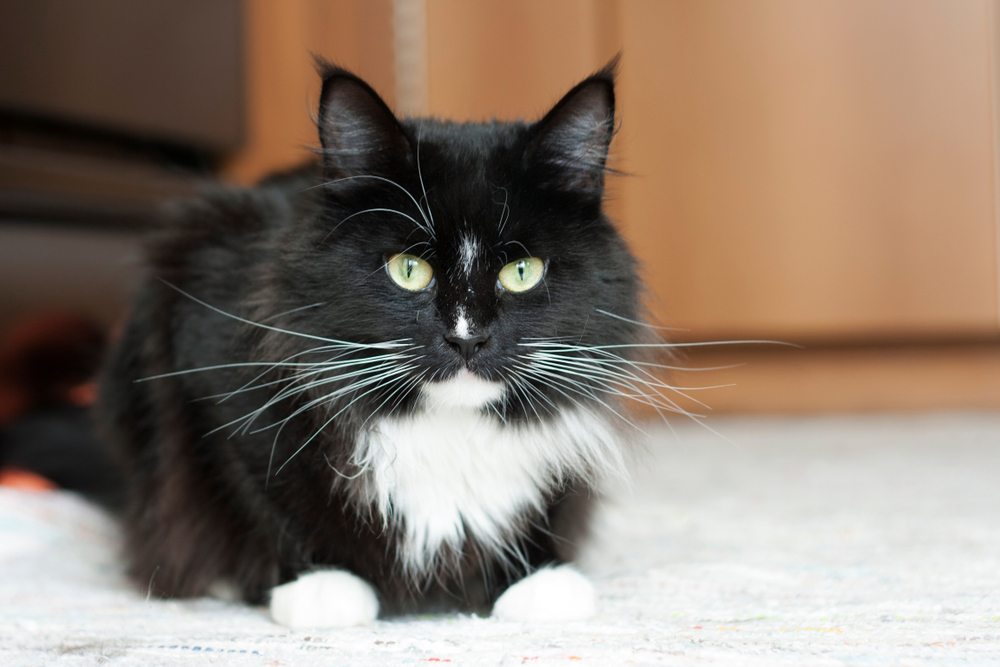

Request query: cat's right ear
[
  {"left": 526, "top": 57, "right": 618, "bottom": 194},
  {"left": 316, "top": 61, "right": 411, "bottom": 177}
]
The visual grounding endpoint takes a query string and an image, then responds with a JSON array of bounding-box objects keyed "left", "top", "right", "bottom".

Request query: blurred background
[{"left": 1, "top": 0, "right": 998, "bottom": 419}]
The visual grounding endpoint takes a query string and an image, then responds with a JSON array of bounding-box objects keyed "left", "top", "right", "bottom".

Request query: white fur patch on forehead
[{"left": 458, "top": 235, "right": 479, "bottom": 278}]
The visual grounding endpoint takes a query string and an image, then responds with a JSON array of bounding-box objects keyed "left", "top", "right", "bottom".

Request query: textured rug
[{"left": 2, "top": 412, "right": 999, "bottom": 666}]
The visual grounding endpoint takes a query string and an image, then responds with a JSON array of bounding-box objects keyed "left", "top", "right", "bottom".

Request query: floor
[{"left": 2, "top": 412, "right": 999, "bottom": 666}]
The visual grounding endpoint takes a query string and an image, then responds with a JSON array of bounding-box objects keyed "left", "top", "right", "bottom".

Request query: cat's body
[{"left": 97, "top": 61, "right": 646, "bottom": 625}]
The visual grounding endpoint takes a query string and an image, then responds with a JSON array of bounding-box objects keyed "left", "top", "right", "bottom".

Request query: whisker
[
  {"left": 593, "top": 308, "right": 689, "bottom": 332},
  {"left": 323, "top": 207, "right": 429, "bottom": 242},
  {"left": 263, "top": 361, "right": 422, "bottom": 481},
  {"left": 148, "top": 348, "right": 412, "bottom": 385},
  {"left": 513, "top": 361, "right": 648, "bottom": 435},
  {"left": 244, "top": 361, "right": 419, "bottom": 436},
  {"left": 199, "top": 346, "right": 407, "bottom": 402},
  {"left": 527, "top": 351, "right": 728, "bottom": 394},
  {"left": 415, "top": 131, "right": 436, "bottom": 233},
  {"left": 306, "top": 173, "right": 434, "bottom": 236},
  {"left": 196, "top": 367, "right": 326, "bottom": 402},
  {"left": 506, "top": 370, "right": 555, "bottom": 420},
  {"left": 524, "top": 348, "right": 716, "bottom": 415},
  {"left": 359, "top": 369, "right": 428, "bottom": 429},
  {"left": 206, "top": 354, "right": 420, "bottom": 438},
  {"left": 323, "top": 451, "right": 366, "bottom": 480},
  {"left": 504, "top": 239, "right": 532, "bottom": 258},
  {"left": 536, "top": 368, "right": 708, "bottom": 418},
  {"left": 155, "top": 278, "right": 414, "bottom": 348},
  {"left": 275, "top": 364, "right": 419, "bottom": 474},
  {"left": 493, "top": 185, "right": 510, "bottom": 234},
  {"left": 520, "top": 339, "right": 801, "bottom": 350},
  {"left": 261, "top": 302, "right": 327, "bottom": 323}
]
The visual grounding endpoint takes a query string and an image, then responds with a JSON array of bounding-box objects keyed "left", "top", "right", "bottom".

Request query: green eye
[
  {"left": 387, "top": 253, "right": 434, "bottom": 291},
  {"left": 498, "top": 257, "right": 545, "bottom": 293}
]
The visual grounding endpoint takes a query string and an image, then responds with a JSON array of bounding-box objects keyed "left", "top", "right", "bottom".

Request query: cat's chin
[{"left": 420, "top": 369, "right": 506, "bottom": 411}]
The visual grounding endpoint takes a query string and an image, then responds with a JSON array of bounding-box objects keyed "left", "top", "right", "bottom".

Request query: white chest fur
[{"left": 353, "top": 372, "right": 622, "bottom": 573}]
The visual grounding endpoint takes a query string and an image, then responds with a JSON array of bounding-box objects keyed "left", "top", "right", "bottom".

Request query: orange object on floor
[
  {"left": 0, "top": 467, "right": 58, "bottom": 491},
  {"left": 67, "top": 382, "right": 98, "bottom": 407}
]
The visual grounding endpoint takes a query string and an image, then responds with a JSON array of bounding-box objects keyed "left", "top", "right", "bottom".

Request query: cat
[{"left": 96, "top": 57, "right": 665, "bottom": 627}]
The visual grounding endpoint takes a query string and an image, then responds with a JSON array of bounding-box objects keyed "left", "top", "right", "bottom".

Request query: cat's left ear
[
  {"left": 316, "top": 61, "right": 411, "bottom": 178},
  {"left": 528, "top": 58, "right": 617, "bottom": 194}
]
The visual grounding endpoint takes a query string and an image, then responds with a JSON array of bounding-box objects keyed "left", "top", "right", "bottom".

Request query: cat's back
[
  {"left": 98, "top": 163, "right": 323, "bottom": 451},
  {"left": 151, "top": 162, "right": 320, "bottom": 270}
]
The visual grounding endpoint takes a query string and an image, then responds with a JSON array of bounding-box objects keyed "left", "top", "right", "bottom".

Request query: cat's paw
[
  {"left": 269, "top": 570, "right": 379, "bottom": 628},
  {"left": 491, "top": 565, "right": 596, "bottom": 622}
]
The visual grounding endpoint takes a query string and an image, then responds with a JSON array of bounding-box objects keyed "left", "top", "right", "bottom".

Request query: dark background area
[{"left": 0, "top": 0, "right": 244, "bottom": 333}]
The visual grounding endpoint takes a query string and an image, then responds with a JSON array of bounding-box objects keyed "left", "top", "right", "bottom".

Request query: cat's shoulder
[{"left": 149, "top": 162, "right": 321, "bottom": 262}]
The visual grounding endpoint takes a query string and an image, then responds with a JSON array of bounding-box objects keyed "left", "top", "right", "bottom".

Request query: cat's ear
[
  {"left": 316, "top": 61, "right": 411, "bottom": 177},
  {"left": 528, "top": 58, "right": 617, "bottom": 193}
]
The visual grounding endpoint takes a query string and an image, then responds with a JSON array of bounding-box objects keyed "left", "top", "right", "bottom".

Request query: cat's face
[{"left": 273, "top": 64, "right": 641, "bottom": 422}]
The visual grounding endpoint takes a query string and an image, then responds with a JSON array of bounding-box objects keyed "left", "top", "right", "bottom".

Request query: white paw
[
  {"left": 269, "top": 570, "right": 379, "bottom": 628},
  {"left": 491, "top": 565, "right": 596, "bottom": 622}
]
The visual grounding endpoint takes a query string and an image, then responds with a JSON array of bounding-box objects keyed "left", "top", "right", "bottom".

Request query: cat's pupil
[
  {"left": 517, "top": 261, "right": 525, "bottom": 280},
  {"left": 405, "top": 259, "right": 414, "bottom": 279}
]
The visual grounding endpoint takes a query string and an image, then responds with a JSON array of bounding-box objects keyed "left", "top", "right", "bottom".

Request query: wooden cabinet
[{"left": 617, "top": 0, "right": 999, "bottom": 343}]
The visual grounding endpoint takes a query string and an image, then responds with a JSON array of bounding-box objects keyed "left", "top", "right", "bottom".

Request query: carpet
[{"left": 2, "top": 412, "right": 999, "bottom": 666}]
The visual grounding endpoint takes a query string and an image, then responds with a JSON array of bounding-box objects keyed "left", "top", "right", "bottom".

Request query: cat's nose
[{"left": 443, "top": 332, "right": 490, "bottom": 361}]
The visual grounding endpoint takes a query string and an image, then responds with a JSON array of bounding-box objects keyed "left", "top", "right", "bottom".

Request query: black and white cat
[{"left": 97, "top": 59, "right": 660, "bottom": 627}]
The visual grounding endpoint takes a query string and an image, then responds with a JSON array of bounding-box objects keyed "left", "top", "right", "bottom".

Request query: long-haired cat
[{"left": 97, "top": 58, "right": 662, "bottom": 627}]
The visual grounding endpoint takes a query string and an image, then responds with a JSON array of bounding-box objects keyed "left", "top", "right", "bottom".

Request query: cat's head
[{"left": 274, "top": 60, "right": 646, "bottom": 423}]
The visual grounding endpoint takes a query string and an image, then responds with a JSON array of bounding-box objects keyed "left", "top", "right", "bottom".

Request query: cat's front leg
[
  {"left": 491, "top": 565, "right": 596, "bottom": 622},
  {"left": 269, "top": 570, "right": 379, "bottom": 627}
]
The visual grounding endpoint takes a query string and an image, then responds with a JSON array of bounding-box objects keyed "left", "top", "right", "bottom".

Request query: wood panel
[
  {"left": 667, "top": 343, "right": 1000, "bottom": 415},
  {"left": 222, "top": 0, "right": 395, "bottom": 184},
  {"left": 425, "top": 0, "right": 620, "bottom": 121},
  {"left": 617, "top": 0, "right": 1000, "bottom": 343}
]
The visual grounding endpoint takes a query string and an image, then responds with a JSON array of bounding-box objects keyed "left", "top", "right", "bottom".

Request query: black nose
[{"left": 444, "top": 332, "right": 490, "bottom": 361}]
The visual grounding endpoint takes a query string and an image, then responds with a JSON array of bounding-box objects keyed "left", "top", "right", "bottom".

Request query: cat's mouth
[{"left": 420, "top": 369, "right": 506, "bottom": 411}]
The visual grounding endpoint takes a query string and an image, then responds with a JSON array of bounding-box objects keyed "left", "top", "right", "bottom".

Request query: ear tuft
[
  {"left": 528, "top": 57, "right": 618, "bottom": 193},
  {"left": 315, "top": 60, "right": 411, "bottom": 177}
]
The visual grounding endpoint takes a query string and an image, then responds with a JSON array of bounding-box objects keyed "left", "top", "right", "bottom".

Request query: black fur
[{"left": 97, "top": 60, "right": 642, "bottom": 614}]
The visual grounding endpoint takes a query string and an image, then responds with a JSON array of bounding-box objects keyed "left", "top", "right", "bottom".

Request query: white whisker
[
  {"left": 593, "top": 307, "right": 689, "bottom": 332},
  {"left": 209, "top": 348, "right": 411, "bottom": 403},
  {"left": 323, "top": 451, "right": 366, "bottom": 480},
  {"left": 307, "top": 173, "right": 434, "bottom": 237},
  {"left": 494, "top": 185, "right": 510, "bottom": 234},
  {"left": 261, "top": 302, "right": 327, "bottom": 323},
  {"left": 155, "top": 279, "right": 414, "bottom": 348},
  {"left": 276, "top": 363, "right": 420, "bottom": 474},
  {"left": 263, "top": 360, "right": 422, "bottom": 480},
  {"left": 520, "top": 339, "right": 800, "bottom": 350},
  {"left": 244, "top": 361, "right": 420, "bottom": 436},
  {"left": 513, "top": 361, "right": 647, "bottom": 435},
  {"left": 324, "top": 207, "right": 429, "bottom": 242},
  {"left": 415, "top": 131, "right": 436, "bottom": 232}
]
